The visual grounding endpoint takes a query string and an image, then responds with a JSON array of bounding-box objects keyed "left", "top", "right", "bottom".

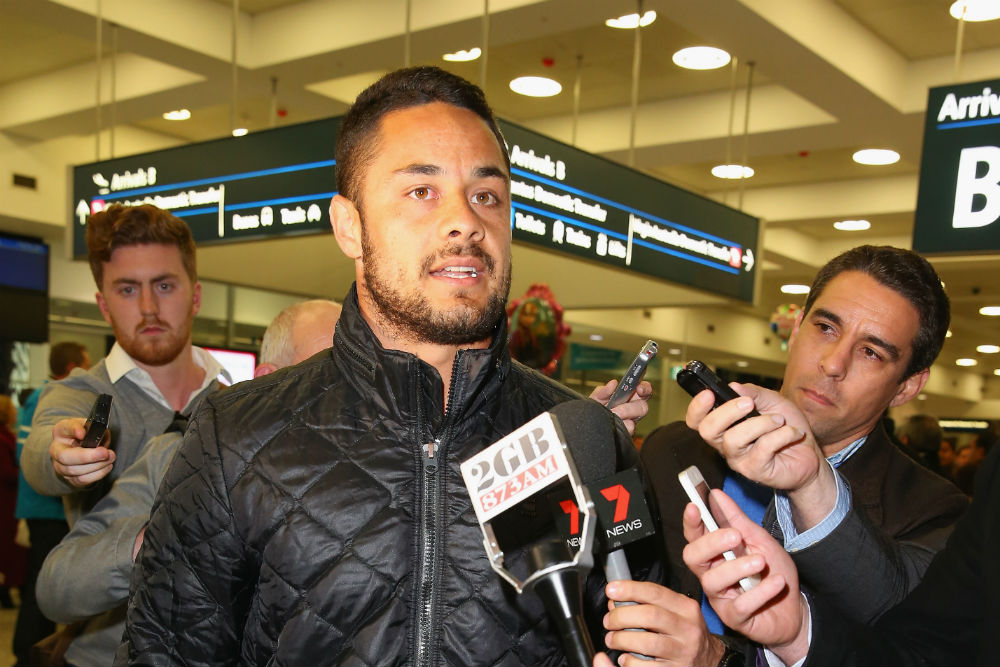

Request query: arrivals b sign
[{"left": 913, "top": 78, "right": 1000, "bottom": 254}]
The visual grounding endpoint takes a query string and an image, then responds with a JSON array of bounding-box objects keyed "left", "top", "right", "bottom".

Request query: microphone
[
  {"left": 461, "top": 399, "right": 614, "bottom": 667},
  {"left": 553, "top": 401, "right": 657, "bottom": 660}
]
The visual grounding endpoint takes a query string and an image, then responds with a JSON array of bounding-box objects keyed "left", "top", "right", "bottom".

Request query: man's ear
[
  {"left": 254, "top": 362, "right": 279, "bottom": 378},
  {"left": 890, "top": 368, "right": 929, "bottom": 407},
  {"left": 95, "top": 291, "right": 112, "bottom": 325},
  {"left": 330, "top": 194, "right": 363, "bottom": 260}
]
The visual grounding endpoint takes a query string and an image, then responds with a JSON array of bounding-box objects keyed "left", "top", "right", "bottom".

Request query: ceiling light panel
[{"left": 672, "top": 46, "right": 731, "bottom": 70}]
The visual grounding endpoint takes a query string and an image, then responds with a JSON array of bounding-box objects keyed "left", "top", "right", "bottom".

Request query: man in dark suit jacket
[
  {"left": 679, "top": 444, "right": 1000, "bottom": 666},
  {"left": 598, "top": 246, "right": 968, "bottom": 665}
]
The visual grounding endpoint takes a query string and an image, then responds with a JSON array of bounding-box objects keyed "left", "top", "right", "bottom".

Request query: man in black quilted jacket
[{"left": 118, "top": 67, "right": 653, "bottom": 667}]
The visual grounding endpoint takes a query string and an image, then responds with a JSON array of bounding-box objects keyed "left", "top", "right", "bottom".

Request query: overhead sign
[
  {"left": 72, "top": 116, "right": 758, "bottom": 301},
  {"left": 500, "top": 122, "right": 758, "bottom": 302},
  {"left": 71, "top": 118, "right": 339, "bottom": 258},
  {"left": 913, "top": 78, "right": 1000, "bottom": 254}
]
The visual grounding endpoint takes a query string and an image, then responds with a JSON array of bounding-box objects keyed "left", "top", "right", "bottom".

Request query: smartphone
[
  {"left": 79, "top": 393, "right": 113, "bottom": 448},
  {"left": 676, "top": 359, "right": 760, "bottom": 423},
  {"left": 607, "top": 340, "right": 658, "bottom": 410},
  {"left": 677, "top": 465, "right": 759, "bottom": 592}
]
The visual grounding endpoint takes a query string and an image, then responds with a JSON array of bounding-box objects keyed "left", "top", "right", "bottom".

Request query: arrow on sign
[
  {"left": 743, "top": 249, "right": 755, "bottom": 272},
  {"left": 76, "top": 200, "right": 90, "bottom": 225}
]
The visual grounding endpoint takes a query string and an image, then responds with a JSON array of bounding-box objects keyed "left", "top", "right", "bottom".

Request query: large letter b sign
[{"left": 953, "top": 146, "right": 1000, "bottom": 229}]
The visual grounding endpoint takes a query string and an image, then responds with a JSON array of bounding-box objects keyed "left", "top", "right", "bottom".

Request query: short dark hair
[
  {"left": 86, "top": 204, "right": 197, "bottom": 289},
  {"left": 49, "top": 342, "right": 88, "bottom": 377},
  {"left": 335, "top": 66, "right": 509, "bottom": 207},
  {"left": 803, "top": 245, "right": 949, "bottom": 379}
]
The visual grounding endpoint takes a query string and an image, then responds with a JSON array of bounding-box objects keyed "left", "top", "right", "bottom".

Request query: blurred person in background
[
  {"left": 11, "top": 342, "right": 90, "bottom": 667},
  {"left": 0, "top": 395, "right": 26, "bottom": 610},
  {"left": 896, "top": 413, "right": 945, "bottom": 476},
  {"left": 939, "top": 437, "right": 958, "bottom": 479}
]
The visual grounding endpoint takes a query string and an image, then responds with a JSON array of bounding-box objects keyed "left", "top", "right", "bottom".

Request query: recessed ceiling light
[
  {"left": 735, "top": 360, "right": 749, "bottom": 368},
  {"left": 917, "top": 393, "right": 927, "bottom": 400},
  {"left": 956, "top": 358, "right": 978, "bottom": 366},
  {"left": 995, "top": 368, "right": 1000, "bottom": 376},
  {"left": 950, "top": 0, "right": 1000, "bottom": 21},
  {"left": 668, "top": 348, "right": 682, "bottom": 356},
  {"left": 442, "top": 47, "right": 481, "bottom": 62},
  {"left": 781, "top": 284, "right": 810, "bottom": 295},
  {"left": 162, "top": 109, "right": 191, "bottom": 121},
  {"left": 981, "top": 306, "right": 1000, "bottom": 316},
  {"left": 510, "top": 76, "right": 562, "bottom": 97},
  {"left": 978, "top": 344, "right": 1000, "bottom": 353},
  {"left": 711, "top": 164, "right": 754, "bottom": 179},
  {"left": 833, "top": 219, "right": 871, "bottom": 231},
  {"left": 672, "top": 46, "right": 731, "bottom": 70},
  {"left": 605, "top": 10, "right": 657, "bottom": 29},
  {"left": 588, "top": 334, "right": 603, "bottom": 341},
  {"left": 853, "top": 149, "right": 900, "bottom": 165},
  {"left": 947, "top": 330, "right": 954, "bottom": 337},
  {"left": 232, "top": 127, "right": 248, "bottom": 137}
]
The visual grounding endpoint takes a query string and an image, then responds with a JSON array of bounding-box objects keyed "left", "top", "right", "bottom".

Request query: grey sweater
[{"left": 21, "top": 355, "right": 219, "bottom": 667}]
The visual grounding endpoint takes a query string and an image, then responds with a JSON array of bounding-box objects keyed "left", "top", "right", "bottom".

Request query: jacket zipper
[{"left": 413, "top": 354, "right": 463, "bottom": 666}]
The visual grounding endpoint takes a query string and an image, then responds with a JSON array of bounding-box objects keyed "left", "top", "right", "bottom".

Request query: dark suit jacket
[
  {"left": 641, "top": 421, "right": 969, "bottom": 622},
  {"left": 807, "top": 444, "right": 1000, "bottom": 666}
]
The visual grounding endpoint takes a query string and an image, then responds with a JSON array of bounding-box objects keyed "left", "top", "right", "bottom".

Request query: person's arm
[
  {"left": 590, "top": 380, "right": 652, "bottom": 437},
  {"left": 21, "top": 381, "right": 116, "bottom": 496},
  {"left": 35, "top": 434, "right": 179, "bottom": 623},
  {"left": 805, "top": 447, "right": 995, "bottom": 666},
  {"left": 119, "top": 402, "right": 249, "bottom": 666}
]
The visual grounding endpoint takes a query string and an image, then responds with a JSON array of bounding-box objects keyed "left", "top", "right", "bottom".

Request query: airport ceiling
[{"left": 3, "top": 0, "right": 1000, "bottom": 380}]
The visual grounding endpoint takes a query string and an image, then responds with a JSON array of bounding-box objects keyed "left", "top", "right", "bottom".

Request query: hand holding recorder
[
  {"left": 679, "top": 362, "right": 834, "bottom": 526},
  {"left": 48, "top": 393, "right": 116, "bottom": 488},
  {"left": 591, "top": 340, "right": 657, "bottom": 436}
]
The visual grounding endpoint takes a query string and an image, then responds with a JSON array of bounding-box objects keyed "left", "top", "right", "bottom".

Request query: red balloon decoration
[{"left": 507, "top": 284, "right": 571, "bottom": 376}]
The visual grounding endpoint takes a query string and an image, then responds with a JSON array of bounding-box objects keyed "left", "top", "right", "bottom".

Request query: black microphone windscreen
[{"left": 550, "top": 399, "right": 617, "bottom": 483}]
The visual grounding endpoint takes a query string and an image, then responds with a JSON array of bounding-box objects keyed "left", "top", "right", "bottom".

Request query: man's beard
[
  {"left": 361, "top": 225, "right": 511, "bottom": 346},
  {"left": 114, "top": 318, "right": 190, "bottom": 367}
]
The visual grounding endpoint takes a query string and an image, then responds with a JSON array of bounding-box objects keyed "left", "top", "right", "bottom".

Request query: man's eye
[
  {"left": 157, "top": 282, "right": 173, "bottom": 292},
  {"left": 472, "top": 191, "right": 497, "bottom": 205},
  {"left": 409, "top": 187, "right": 432, "bottom": 200},
  {"left": 120, "top": 286, "right": 135, "bottom": 296},
  {"left": 863, "top": 347, "right": 883, "bottom": 361}
]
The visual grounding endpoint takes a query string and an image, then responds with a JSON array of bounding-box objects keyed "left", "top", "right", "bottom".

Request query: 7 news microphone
[{"left": 460, "top": 399, "right": 655, "bottom": 667}]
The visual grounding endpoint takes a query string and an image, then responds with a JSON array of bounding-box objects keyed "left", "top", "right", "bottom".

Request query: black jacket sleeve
[
  {"left": 805, "top": 446, "right": 995, "bottom": 667},
  {"left": 117, "top": 400, "right": 255, "bottom": 667}
]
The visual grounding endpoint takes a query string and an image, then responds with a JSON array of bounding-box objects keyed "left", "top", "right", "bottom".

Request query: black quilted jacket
[{"left": 119, "top": 285, "right": 643, "bottom": 667}]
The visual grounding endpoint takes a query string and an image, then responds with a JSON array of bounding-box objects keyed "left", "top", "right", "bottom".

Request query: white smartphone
[{"left": 677, "top": 465, "right": 759, "bottom": 592}]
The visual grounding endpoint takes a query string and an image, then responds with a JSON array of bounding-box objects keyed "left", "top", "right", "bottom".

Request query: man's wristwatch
[{"left": 717, "top": 643, "right": 745, "bottom": 667}]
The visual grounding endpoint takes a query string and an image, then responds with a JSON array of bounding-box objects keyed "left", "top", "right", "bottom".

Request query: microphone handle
[
  {"left": 604, "top": 550, "right": 654, "bottom": 661},
  {"left": 528, "top": 541, "right": 595, "bottom": 667}
]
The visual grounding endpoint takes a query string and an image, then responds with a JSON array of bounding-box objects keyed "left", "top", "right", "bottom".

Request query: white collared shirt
[{"left": 104, "top": 342, "right": 231, "bottom": 412}]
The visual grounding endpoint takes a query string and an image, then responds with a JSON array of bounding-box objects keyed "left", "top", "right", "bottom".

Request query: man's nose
[
  {"left": 139, "top": 287, "right": 158, "bottom": 315},
  {"left": 440, "top": 196, "right": 486, "bottom": 242},
  {"left": 819, "top": 340, "right": 850, "bottom": 379}
]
